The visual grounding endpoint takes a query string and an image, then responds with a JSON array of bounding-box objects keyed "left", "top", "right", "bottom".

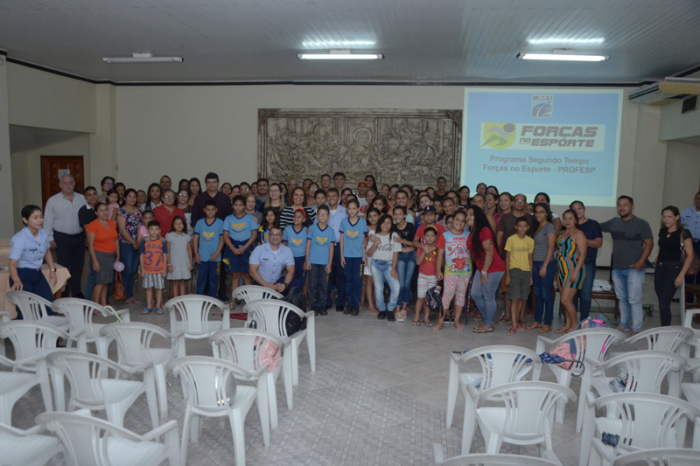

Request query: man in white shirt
[{"left": 44, "top": 174, "right": 87, "bottom": 297}]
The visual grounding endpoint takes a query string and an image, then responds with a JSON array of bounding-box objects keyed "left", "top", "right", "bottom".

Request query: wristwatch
[{"left": 481, "top": 270, "right": 488, "bottom": 276}]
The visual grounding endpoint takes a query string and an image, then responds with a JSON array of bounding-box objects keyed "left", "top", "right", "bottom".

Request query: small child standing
[
  {"left": 283, "top": 209, "right": 310, "bottom": 290},
  {"left": 140, "top": 220, "right": 168, "bottom": 315},
  {"left": 305, "top": 205, "right": 334, "bottom": 315},
  {"left": 257, "top": 207, "right": 278, "bottom": 245},
  {"left": 360, "top": 207, "right": 380, "bottom": 314},
  {"left": 504, "top": 217, "right": 535, "bottom": 335},
  {"left": 193, "top": 200, "right": 224, "bottom": 298},
  {"left": 413, "top": 225, "right": 439, "bottom": 327},
  {"left": 223, "top": 195, "right": 259, "bottom": 292},
  {"left": 137, "top": 210, "right": 155, "bottom": 248},
  {"left": 435, "top": 210, "right": 471, "bottom": 331},
  {"left": 166, "top": 216, "right": 192, "bottom": 298},
  {"left": 107, "top": 189, "right": 121, "bottom": 221},
  {"left": 339, "top": 198, "right": 367, "bottom": 316}
]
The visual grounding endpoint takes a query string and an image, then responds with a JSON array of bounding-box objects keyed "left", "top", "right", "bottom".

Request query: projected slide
[{"left": 462, "top": 89, "right": 623, "bottom": 207}]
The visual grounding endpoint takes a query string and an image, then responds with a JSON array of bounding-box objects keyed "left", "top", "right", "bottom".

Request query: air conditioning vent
[{"left": 682, "top": 95, "right": 698, "bottom": 114}]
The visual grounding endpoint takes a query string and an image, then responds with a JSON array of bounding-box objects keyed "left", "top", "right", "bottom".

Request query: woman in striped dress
[{"left": 556, "top": 209, "right": 588, "bottom": 334}]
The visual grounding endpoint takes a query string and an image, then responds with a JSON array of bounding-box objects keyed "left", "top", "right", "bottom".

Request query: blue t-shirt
[
  {"left": 340, "top": 217, "right": 367, "bottom": 258},
  {"left": 284, "top": 225, "right": 308, "bottom": 258},
  {"left": 307, "top": 223, "right": 334, "bottom": 265},
  {"left": 224, "top": 213, "right": 258, "bottom": 243},
  {"left": 10, "top": 227, "right": 50, "bottom": 270},
  {"left": 257, "top": 227, "right": 270, "bottom": 245},
  {"left": 577, "top": 218, "right": 603, "bottom": 263},
  {"left": 194, "top": 217, "right": 224, "bottom": 262}
]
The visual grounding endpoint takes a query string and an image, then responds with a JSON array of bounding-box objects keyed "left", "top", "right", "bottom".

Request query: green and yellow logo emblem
[{"left": 482, "top": 123, "right": 516, "bottom": 149}]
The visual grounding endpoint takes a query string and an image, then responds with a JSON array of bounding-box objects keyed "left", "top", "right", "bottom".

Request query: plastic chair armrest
[
  {"left": 0, "top": 311, "right": 10, "bottom": 323},
  {"left": 585, "top": 391, "right": 596, "bottom": 408},
  {"left": 303, "top": 311, "right": 315, "bottom": 319},
  {"left": 141, "top": 420, "right": 179, "bottom": 441},
  {"left": 684, "top": 308, "right": 700, "bottom": 328},
  {"left": 465, "top": 383, "right": 480, "bottom": 401},
  {"left": 541, "top": 450, "right": 563, "bottom": 466},
  {"left": 0, "top": 423, "right": 43, "bottom": 436}
]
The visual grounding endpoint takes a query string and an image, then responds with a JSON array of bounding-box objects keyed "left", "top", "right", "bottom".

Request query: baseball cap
[
  {"left": 422, "top": 206, "right": 437, "bottom": 213},
  {"left": 357, "top": 181, "right": 368, "bottom": 187}
]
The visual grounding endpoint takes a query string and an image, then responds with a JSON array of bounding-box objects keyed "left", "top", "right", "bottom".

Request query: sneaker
[
  {"left": 320, "top": 308, "right": 328, "bottom": 316},
  {"left": 387, "top": 312, "right": 396, "bottom": 322},
  {"left": 378, "top": 311, "right": 387, "bottom": 320},
  {"left": 343, "top": 306, "right": 353, "bottom": 315},
  {"left": 336, "top": 305, "right": 345, "bottom": 312},
  {"left": 351, "top": 307, "right": 359, "bottom": 316}
]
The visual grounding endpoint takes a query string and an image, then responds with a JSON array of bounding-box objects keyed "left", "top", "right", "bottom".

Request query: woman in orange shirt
[{"left": 86, "top": 202, "right": 120, "bottom": 306}]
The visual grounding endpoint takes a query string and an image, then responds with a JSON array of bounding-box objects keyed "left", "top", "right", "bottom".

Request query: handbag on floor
[{"left": 113, "top": 272, "right": 126, "bottom": 301}]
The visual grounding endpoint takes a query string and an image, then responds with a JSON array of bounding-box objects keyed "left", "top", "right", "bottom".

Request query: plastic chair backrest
[
  {"left": 566, "top": 328, "right": 625, "bottom": 364},
  {"left": 439, "top": 453, "right": 560, "bottom": 466},
  {"left": 601, "top": 351, "right": 686, "bottom": 394},
  {"left": 477, "top": 381, "right": 576, "bottom": 441},
  {"left": 210, "top": 328, "right": 284, "bottom": 376},
  {"left": 454, "top": 345, "right": 540, "bottom": 390},
  {"left": 37, "top": 409, "right": 143, "bottom": 466},
  {"left": 627, "top": 326, "right": 694, "bottom": 353},
  {"left": 100, "top": 322, "right": 175, "bottom": 367},
  {"left": 52, "top": 298, "right": 109, "bottom": 339},
  {"left": 46, "top": 351, "right": 125, "bottom": 406},
  {"left": 169, "top": 356, "right": 251, "bottom": 412},
  {"left": 614, "top": 448, "right": 700, "bottom": 465},
  {"left": 0, "top": 321, "right": 69, "bottom": 362},
  {"left": 242, "top": 299, "right": 304, "bottom": 338},
  {"left": 594, "top": 393, "right": 700, "bottom": 449},
  {"left": 6, "top": 290, "right": 52, "bottom": 321},
  {"left": 233, "top": 285, "right": 283, "bottom": 303},
  {"left": 165, "top": 296, "right": 226, "bottom": 336}
]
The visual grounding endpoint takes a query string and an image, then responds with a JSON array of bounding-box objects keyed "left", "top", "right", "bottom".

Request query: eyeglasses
[
  {"left": 270, "top": 189, "right": 280, "bottom": 193},
  {"left": 104, "top": 182, "right": 113, "bottom": 186},
  {"left": 309, "top": 187, "right": 317, "bottom": 192},
  {"left": 163, "top": 195, "right": 174, "bottom": 199},
  {"left": 178, "top": 193, "right": 188, "bottom": 197},
  {"left": 514, "top": 200, "right": 526, "bottom": 203}
]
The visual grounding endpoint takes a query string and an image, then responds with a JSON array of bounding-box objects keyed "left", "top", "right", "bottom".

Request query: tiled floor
[{"left": 7, "top": 270, "right": 690, "bottom": 465}]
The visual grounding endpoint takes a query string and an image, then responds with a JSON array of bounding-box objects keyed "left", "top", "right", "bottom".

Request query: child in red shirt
[{"left": 413, "top": 225, "right": 439, "bottom": 327}]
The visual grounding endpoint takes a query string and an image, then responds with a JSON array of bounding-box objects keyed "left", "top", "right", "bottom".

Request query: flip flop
[
  {"left": 155, "top": 308, "right": 164, "bottom": 315},
  {"left": 425, "top": 321, "right": 434, "bottom": 327},
  {"left": 411, "top": 321, "right": 421, "bottom": 326},
  {"left": 473, "top": 326, "right": 494, "bottom": 333},
  {"left": 141, "top": 308, "right": 152, "bottom": 315}
]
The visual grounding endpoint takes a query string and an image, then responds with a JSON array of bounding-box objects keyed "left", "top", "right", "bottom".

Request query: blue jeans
[
  {"left": 471, "top": 271, "right": 505, "bottom": 327},
  {"left": 309, "top": 264, "right": 329, "bottom": 309},
  {"left": 85, "top": 269, "right": 96, "bottom": 301},
  {"left": 575, "top": 258, "right": 596, "bottom": 320},
  {"left": 344, "top": 257, "right": 363, "bottom": 309},
  {"left": 119, "top": 242, "right": 140, "bottom": 299},
  {"left": 11, "top": 268, "right": 55, "bottom": 319},
  {"left": 326, "top": 244, "right": 346, "bottom": 307},
  {"left": 371, "top": 260, "right": 400, "bottom": 312},
  {"left": 197, "top": 261, "right": 220, "bottom": 298},
  {"left": 532, "top": 261, "right": 556, "bottom": 326},
  {"left": 611, "top": 268, "right": 645, "bottom": 332},
  {"left": 397, "top": 249, "right": 417, "bottom": 305},
  {"left": 290, "top": 256, "right": 306, "bottom": 290}
]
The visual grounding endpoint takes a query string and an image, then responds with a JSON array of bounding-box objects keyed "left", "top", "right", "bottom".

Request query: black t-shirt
[
  {"left": 395, "top": 222, "right": 416, "bottom": 250},
  {"left": 657, "top": 228, "right": 691, "bottom": 263},
  {"left": 78, "top": 205, "right": 97, "bottom": 228}
]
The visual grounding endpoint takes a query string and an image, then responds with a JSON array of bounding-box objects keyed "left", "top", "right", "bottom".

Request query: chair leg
[
  {"left": 145, "top": 376, "right": 160, "bottom": 429},
  {"left": 155, "top": 365, "right": 169, "bottom": 420},
  {"left": 446, "top": 359, "right": 459, "bottom": 428},
  {"left": 306, "top": 317, "right": 316, "bottom": 373},
  {"left": 51, "top": 368, "right": 66, "bottom": 412},
  {"left": 105, "top": 403, "right": 124, "bottom": 427},
  {"left": 669, "top": 371, "right": 681, "bottom": 398},
  {"left": 181, "top": 408, "right": 192, "bottom": 466},
  {"left": 37, "top": 362, "right": 53, "bottom": 412},
  {"left": 267, "top": 372, "right": 279, "bottom": 430},
  {"left": 485, "top": 433, "right": 502, "bottom": 454},
  {"left": 460, "top": 403, "right": 477, "bottom": 456},
  {"left": 283, "top": 355, "right": 294, "bottom": 410},
  {"left": 0, "top": 395, "right": 11, "bottom": 424},
  {"left": 257, "top": 378, "right": 270, "bottom": 448},
  {"left": 230, "top": 409, "right": 247, "bottom": 466},
  {"left": 191, "top": 414, "right": 200, "bottom": 443},
  {"left": 291, "top": 343, "right": 300, "bottom": 386}
]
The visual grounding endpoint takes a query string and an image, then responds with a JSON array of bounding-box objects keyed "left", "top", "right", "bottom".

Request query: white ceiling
[{"left": 1, "top": 0, "right": 699, "bottom": 84}]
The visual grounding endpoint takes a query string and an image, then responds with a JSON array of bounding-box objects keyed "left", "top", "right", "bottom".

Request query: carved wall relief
[{"left": 258, "top": 109, "right": 462, "bottom": 188}]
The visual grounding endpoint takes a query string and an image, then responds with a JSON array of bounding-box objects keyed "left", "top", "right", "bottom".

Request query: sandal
[
  {"left": 528, "top": 322, "right": 542, "bottom": 330},
  {"left": 155, "top": 308, "right": 164, "bottom": 315},
  {"left": 425, "top": 321, "right": 434, "bottom": 327},
  {"left": 141, "top": 308, "right": 152, "bottom": 315},
  {"left": 473, "top": 325, "right": 493, "bottom": 333},
  {"left": 539, "top": 325, "right": 552, "bottom": 334},
  {"left": 507, "top": 327, "right": 518, "bottom": 336},
  {"left": 411, "top": 320, "right": 421, "bottom": 326}
]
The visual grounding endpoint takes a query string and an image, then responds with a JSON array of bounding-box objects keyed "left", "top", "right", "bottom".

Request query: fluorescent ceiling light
[
  {"left": 528, "top": 38, "right": 604, "bottom": 45},
  {"left": 303, "top": 40, "right": 376, "bottom": 47},
  {"left": 103, "top": 53, "right": 183, "bottom": 64},
  {"left": 298, "top": 49, "right": 383, "bottom": 60},
  {"left": 518, "top": 52, "right": 608, "bottom": 62}
]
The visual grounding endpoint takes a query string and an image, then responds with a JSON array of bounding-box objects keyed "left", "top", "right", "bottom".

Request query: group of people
[{"left": 8, "top": 170, "right": 700, "bottom": 336}]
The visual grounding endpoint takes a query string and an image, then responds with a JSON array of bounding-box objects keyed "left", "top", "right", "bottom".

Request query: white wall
[
  {"left": 660, "top": 98, "right": 700, "bottom": 141},
  {"left": 0, "top": 60, "right": 14, "bottom": 237},
  {"left": 663, "top": 141, "right": 700, "bottom": 210}
]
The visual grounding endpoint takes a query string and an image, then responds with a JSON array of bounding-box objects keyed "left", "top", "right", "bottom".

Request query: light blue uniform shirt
[
  {"left": 249, "top": 242, "right": 295, "bottom": 284},
  {"left": 307, "top": 224, "right": 334, "bottom": 265},
  {"left": 224, "top": 213, "right": 258, "bottom": 242},
  {"left": 340, "top": 217, "right": 367, "bottom": 258},
  {"left": 194, "top": 218, "right": 224, "bottom": 262},
  {"left": 681, "top": 207, "right": 700, "bottom": 241},
  {"left": 325, "top": 205, "right": 347, "bottom": 243},
  {"left": 10, "top": 227, "right": 50, "bottom": 269},
  {"left": 283, "top": 225, "right": 308, "bottom": 258}
]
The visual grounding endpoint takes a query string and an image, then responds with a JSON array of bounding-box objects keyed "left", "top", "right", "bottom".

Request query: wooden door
[{"left": 40, "top": 156, "right": 85, "bottom": 208}]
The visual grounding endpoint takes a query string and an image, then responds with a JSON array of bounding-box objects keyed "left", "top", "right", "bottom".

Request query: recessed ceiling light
[
  {"left": 103, "top": 53, "right": 183, "bottom": 64},
  {"left": 298, "top": 49, "right": 383, "bottom": 60},
  {"left": 518, "top": 51, "right": 608, "bottom": 62},
  {"left": 528, "top": 38, "right": 605, "bottom": 45},
  {"left": 302, "top": 40, "right": 376, "bottom": 47}
]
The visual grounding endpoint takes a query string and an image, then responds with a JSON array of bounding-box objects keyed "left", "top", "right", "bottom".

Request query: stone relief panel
[{"left": 258, "top": 109, "right": 462, "bottom": 188}]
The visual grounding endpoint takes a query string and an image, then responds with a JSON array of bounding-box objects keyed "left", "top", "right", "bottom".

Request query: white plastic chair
[
  {"left": 7, "top": 290, "right": 70, "bottom": 330},
  {"left": 612, "top": 448, "right": 700, "bottom": 465},
  {"left": 169, "top": 356, "right": 257, "bottom": 466},
  {"left": 232, "top": 285, "right": 283, "bottom": 304},
  {"left": 580, "top": 392, "right": 700, "bottom": 466},
  {"left": 38, "top": 408, "right": 181, "bottom": 466},
  {"left": 165, "top": 296, "right": 229, "bottom": 357},
  {"left": 100, "top": 322, "right": 184, "bottom": 420},
  {"left": 243, "top": 299, "right": 315, "bottom": 386},
  {"left": 46, "top": 350, "right": 159, "bottom": 429},
  {"left": 462, "top": 381, "right": 575, "bottom": 456},
  {"left": 0, "top": 422, "right": 63, "bottom": 466},
  {"left": 534, "top": 328, "right": 625, "bottom": 425},
  {"left": 625, "top": 326, "right": 694, "bottom": 353},
  {"left": 0, "top": 321, "right": 84, "bottom": 413},
  {"left": 433, "top": 447, "right": 562, "bottom": 466},
  {"left": 211, "top": 328, "right": 294, "bottom": 443},
  {"left": 681, "top": 309, "right": 700, "bottom": 382},
  {"left": 0, "top": 353, "right": 47, "bottom": 425},
  {"left": 681, "top": 362, "right": 700, "bottom": 407},
  {"left": 0, "top": 311, "right": 9, "bottom": 358},
  {"left": 51, "top": 298, "right": 131, "bottom": 358}
]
